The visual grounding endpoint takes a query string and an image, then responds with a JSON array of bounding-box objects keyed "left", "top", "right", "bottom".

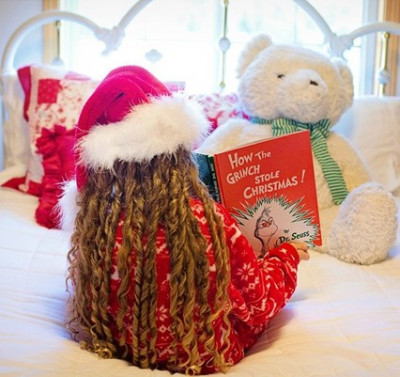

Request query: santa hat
[
  {"left": 75, "top": 65, "right": 209, "bottom": 190},
  {"left": 58, "top": 65, "right": 210, "bottom": 230}
]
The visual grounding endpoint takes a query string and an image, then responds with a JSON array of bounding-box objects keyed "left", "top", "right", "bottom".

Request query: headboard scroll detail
[
  {"left": 1, "top": 0, "right": 400, "bottom": 94},
  {"left": 0, "top": 0, "right": 153, "bottom": 78}
]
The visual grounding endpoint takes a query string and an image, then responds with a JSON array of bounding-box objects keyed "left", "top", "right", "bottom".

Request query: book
[{"left": 194, "top": 130, "right": 322, "bottom": 258}]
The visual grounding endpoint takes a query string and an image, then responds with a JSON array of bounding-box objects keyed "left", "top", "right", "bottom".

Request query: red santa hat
[
  {"left": 74, "top": 65, "right": 209, "bottom": 191},
  {"left": 58, "top": 65, "right": 210, "bottom": 230}
]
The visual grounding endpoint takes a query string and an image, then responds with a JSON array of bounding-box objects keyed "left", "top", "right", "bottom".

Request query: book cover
[{"left": 195, "top": 130, "right": 321, "bottom": 258}]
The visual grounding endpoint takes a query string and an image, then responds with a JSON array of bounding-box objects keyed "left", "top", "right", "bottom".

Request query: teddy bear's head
[{"left": 237, "top": 34, "right": 354, "bottom": 125}]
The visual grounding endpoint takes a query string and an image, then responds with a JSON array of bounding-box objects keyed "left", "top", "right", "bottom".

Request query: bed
[{"left": 1, "top": 1, "right": 400, "bottom": 376}]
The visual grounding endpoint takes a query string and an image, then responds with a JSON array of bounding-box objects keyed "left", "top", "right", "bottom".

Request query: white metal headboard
[
  {"left": 0, "top": 0, "right": 153, "bottom": 76},
  {"left": 1, "top": 0, "right": 400, "bottom": 90},
  {"left": 294, "top": 0, "right": 400, "bottom": 57}
]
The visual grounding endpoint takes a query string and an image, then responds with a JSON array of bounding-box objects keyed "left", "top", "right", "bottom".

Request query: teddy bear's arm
[{"left": 328, "top": 132, "right": 371, "bottom": 190}]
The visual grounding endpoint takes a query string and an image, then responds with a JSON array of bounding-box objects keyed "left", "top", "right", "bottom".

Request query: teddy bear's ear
[
  {"left": 236, "top": 34, "right": 273, "bottom": 78},
  {"left": 334, "top": 58, "right": 354, "bottom": 109}
]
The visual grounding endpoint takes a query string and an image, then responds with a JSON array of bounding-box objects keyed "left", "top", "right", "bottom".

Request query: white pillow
[
  {"left": 333, "top": 95, "right": 400, "bottom": 193},
  {"left": 1, "top": 74, "right": 30, "bottom": 169}
]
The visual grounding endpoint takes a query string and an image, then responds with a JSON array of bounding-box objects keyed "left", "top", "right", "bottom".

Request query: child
[{"left": 61, "top": 65, "right": 309, "bottom": 375}]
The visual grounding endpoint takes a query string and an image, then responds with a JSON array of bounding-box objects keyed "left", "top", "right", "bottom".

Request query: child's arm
[
  {"left": 218, "top": 204, "right": 308, "bottom": 326},
  {"left": 290, "top": 240, "right": 310, "bottom": 261},
  {"left": 257, "top": 242, "right": 306, "bottom": 319}
]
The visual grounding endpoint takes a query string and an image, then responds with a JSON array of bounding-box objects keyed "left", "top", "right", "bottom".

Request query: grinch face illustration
[{"left": 254, "top": 207, "right": 278, "bottom": 257}]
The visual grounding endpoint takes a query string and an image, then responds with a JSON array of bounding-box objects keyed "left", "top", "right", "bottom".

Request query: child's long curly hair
[{"left": 66, "top": 147, "right": 232, "bottom": 374}]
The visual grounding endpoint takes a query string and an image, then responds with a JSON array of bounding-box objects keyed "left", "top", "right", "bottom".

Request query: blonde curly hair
[{"left": 66, "top": 147, "right": 232, "bottom": 374}]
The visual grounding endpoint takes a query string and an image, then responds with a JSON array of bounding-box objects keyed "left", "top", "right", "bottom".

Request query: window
[{"left": 58, "top": 0, "right": 380, "bottom": 95}]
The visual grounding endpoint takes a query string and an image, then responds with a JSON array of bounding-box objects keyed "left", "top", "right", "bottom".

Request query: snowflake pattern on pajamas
[{"left": 106, "top": 199, "right": 299, "bottom": 373}]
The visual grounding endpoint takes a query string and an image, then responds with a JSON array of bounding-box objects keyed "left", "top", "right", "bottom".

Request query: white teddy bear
[{"left": 197, "top": 34, "right": 398, "bottom": 265}]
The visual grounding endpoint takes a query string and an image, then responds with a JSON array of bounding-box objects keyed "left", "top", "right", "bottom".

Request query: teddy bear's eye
[{"left": 277, "top": 74, "right": 285, "bottom": 79}]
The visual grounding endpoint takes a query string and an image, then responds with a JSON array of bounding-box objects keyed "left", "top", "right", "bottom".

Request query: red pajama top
[{"left": 107, "top": 199, "right": 300, "bottom": 373}]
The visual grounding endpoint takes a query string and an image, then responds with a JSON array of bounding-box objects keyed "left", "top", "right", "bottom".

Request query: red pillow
[
  {"left": 17, "top": 65, "right": 32, "bottom": 121},
  {"left": 2, "top": 64, "right": 98, "bottom": 196},
  {"left": 34, "top": 125, "right": 75, "bottom": 229}
]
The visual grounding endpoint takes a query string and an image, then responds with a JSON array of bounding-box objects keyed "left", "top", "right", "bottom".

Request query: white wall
[{"left": 0, "top": 0, "right": 42, "bottom": 170}]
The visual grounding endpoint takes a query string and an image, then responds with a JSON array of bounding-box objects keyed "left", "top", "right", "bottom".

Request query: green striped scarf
[{"left": 251, "top": 116, "right": 348, "bottom": 205}]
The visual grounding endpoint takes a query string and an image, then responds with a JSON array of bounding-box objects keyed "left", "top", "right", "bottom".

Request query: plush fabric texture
[
  {"left": 79, "top": 95, "right": 209, "bottom": 169},
  {"left": 326, "top": 182, "right": 398, "bottom": 264},
  {"left": 57, "top": 180, "right": 79, "bottom": 231},
  {"left": 237, "top": 36, "right": 353, "bottom": 126},
  {"left": 197, "top": 34, "right": 398, "bottom": 265}
]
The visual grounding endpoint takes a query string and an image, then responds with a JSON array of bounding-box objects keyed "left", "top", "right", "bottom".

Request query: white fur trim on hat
[
  {"left": 78, "top": 95, "right": 210, "bottom": 169},
  {"left": 56, "top": 180, "right": 79, "bottom": 231}
]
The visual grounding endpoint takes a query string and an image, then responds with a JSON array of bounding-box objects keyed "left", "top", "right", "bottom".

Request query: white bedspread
[{"left": 1, "top": 167, "right": 399, "bottom": 377}]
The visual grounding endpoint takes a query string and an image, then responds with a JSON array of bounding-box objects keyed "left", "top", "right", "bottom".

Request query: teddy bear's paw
[
  {"left": 326, "top": 182, "right": 398, "bottom": 265},
  {"left": 312, "top": 244, "right": 328, "bottom": 254}
]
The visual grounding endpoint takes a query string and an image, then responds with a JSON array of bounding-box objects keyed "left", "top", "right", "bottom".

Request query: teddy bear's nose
[{"left": 310, "top": 80, "right": 319, "bottom": 86}]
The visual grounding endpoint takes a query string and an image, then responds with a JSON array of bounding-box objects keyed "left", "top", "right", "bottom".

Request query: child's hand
[{"left": 289, "top": 241, "right": 310, "bottom": 261}]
